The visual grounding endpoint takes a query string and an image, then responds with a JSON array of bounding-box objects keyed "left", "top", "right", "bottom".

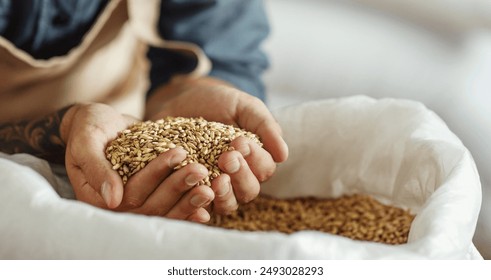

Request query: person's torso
[
  {"left": 0, "top": 0, "right": 211, "bottom": 123},
  {"left": 0, "top": 0, "right": 151, "bottom": 122}
]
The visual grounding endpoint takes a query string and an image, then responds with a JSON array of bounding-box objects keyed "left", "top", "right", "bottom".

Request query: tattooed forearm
[{"left": 0, "top": 106, "right": 73, "bottom": 164}]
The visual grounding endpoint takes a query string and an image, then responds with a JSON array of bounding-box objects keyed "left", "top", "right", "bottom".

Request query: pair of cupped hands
[{"left": 59, "top": 77, "right": 288, "bottom": 223}]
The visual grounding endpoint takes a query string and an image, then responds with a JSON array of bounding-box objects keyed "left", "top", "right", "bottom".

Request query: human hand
[
  {"left": 146, "top": 76, "right": 289, "bottom": 214},
  {"left": 60, "top": 103, "right": 215, "bottom": 223}
]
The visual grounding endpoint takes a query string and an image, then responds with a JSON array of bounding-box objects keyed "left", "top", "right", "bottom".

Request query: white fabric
[
  {"left": 0, "top": 96, "right": 482, "bottom": 259},
  {"left": 263, "top": 0, "right": 491, "bottom": 259}
]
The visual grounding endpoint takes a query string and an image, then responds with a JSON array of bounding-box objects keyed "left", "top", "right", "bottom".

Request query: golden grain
[
  {"left": 209, "top": 194, "right": 415, "bottom": 245},
  {"left": 106, "top": 117, "right": 262, "bottom": 185}
]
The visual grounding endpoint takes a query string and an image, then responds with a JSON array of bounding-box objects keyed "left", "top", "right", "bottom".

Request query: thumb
[{"left": 66, "top": 136, "right": 124, "bottom": 209}]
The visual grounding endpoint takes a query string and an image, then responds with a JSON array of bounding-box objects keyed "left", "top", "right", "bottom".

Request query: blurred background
[{"left": 262, "top": 0, "right": 491, "bottom": 259}]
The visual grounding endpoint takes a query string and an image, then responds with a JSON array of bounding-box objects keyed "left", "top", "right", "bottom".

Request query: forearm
[
  {"left": 0, "top": 105, "right": 73, "bottom": 164},
  {"left": 149, "top": 0, "right": 270, "bottom": 100}
]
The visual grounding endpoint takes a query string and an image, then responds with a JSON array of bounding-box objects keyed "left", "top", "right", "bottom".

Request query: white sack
[{"left": 0, "top": 96, "right": 482, "bottom": 259}]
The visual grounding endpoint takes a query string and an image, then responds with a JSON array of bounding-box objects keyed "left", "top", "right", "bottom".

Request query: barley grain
[
  {"left": 106, "top": 117, "right": 262, "bottom": 185},
  {"left": 209, "top": 194, "right": 415, "bottom": 245}
]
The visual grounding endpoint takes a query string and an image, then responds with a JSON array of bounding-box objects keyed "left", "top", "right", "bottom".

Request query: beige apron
[{"left": 0, "top": 0, "right": 211, "bottom": 122}]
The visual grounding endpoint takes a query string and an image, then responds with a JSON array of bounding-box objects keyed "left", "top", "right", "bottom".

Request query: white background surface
[{"left": 263, "top": 0, "right": 491, "bottom": 259}]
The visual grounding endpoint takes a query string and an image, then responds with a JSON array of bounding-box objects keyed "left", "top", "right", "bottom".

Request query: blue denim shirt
[{"left": 0, "top": 0, "right": 269, "bottom": 100}]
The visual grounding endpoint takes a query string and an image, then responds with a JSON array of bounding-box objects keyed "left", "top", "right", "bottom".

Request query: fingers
[
  {"left": 218, "top": 150, "right": 260, "bottom": 204},
  {"left": 212, "top": 137, "right": 275, "bottom": 213},
  {"left": 236, "top": 96, "right": 289, "bottom": 163},
  {"left": 210, "top": 173, "right": 238, "bottom": 215},
  {"left": 187, "top": 208, "right": 212, "bottom": 223},
  {"left": 165, "top": 184, "right": 215, "bottom": 223},
  {"left": 64, "top": 103, "right": 139, "bottom": 209},
  {"left": 256, "top": 120, "right": 289, "bottom": 163},
  {"left": 131, "top": 163, "right": 212, "bottom": 217},
  {"left": 230, "top": 137, "right": 276, "bottom": 183},
  {"left": 65, "top": 163, "right": 107, "bottom": 209},
  {"left": 119, "top": 147, "right": 187, "bottom": 209},
  {"left": 65, "top": 129, "right": 124, "bottom": 209}
]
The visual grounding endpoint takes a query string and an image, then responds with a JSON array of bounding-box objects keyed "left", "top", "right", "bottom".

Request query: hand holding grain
[
  {"left": 146, "top": 76, "right": 289, "bottom": 214},
  {"left": 60, "top": 103, "right": 215, "bottom": 223}
]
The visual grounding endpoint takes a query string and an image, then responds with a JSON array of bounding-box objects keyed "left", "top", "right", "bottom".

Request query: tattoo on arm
[{"left": 0, "top": 106, "right": 73, "bottom": 164}]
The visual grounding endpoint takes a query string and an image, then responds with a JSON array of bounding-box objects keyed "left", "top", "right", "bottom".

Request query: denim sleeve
[
  {"left": 0, "top": 0, "right": 107, "bottom": 59},
  {"left": 147, "top": 0, "right": 270, "bottom": 101}
]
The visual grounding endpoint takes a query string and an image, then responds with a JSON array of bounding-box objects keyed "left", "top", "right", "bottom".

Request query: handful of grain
[
  {"left": 105, "top": 117, "right": 262, "bottom": 185},
  {"left": 209, "top": 194, "right": 415, "bottom": 245}
]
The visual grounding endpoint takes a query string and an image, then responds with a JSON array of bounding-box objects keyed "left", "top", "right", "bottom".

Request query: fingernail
[
  {"left": 190, "top": 195, "right": 209, "bottom": 207},
  {"left": 216, "top": 178, "right": 231, "bottom": 197},
  {"left": 224, "top": 158, "right": 240, "bottom": 174},
  {"left": 170, "top": 151, "right": 186, "bottom": 167},
  {"left": 236, "top": 143, "right": 251, "bottom": 157},
  {"left": 185, "top": 173, "right": 203, "bottom": 186},
  {"left": 101, "top": 181, "right": 112, "bottom": 207}
]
